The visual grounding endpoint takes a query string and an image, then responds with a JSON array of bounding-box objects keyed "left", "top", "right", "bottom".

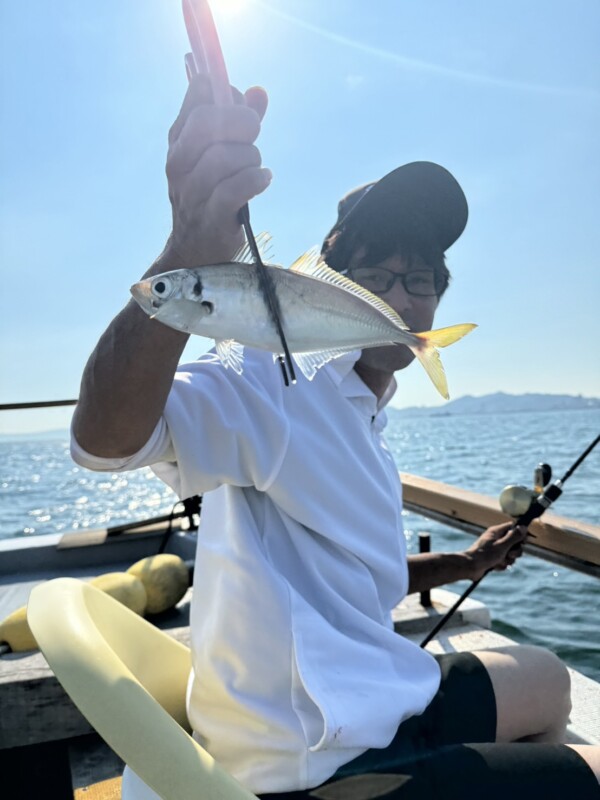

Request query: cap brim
[{"left": 339, "top": 162, "right": 468, "bottom": 252}]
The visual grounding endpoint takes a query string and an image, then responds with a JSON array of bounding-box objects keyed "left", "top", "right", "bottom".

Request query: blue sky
[{"left": 1, "top": 0, "right": 599, "bottom": 433}]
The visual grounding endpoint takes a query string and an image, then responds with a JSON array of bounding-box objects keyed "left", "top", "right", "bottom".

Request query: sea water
[
  {"left": 1, "top": 408, "right": 598, "bottom": 680},
  {"left": 388, "top": 408, "right": 599, "bottom": 683}
]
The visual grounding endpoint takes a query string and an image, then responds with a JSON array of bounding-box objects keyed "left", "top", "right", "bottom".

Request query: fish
[{"left": 130, "top": 234, "right": 476, "bottom": 398}]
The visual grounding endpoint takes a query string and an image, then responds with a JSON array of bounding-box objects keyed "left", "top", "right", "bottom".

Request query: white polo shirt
[{"left": 71, "top": 348, "right": 441, "bottom": 794}]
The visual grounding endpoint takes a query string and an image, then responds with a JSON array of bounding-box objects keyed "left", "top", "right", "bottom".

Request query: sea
[{"left": 1, "top": 408, "right": 599, "bottom": 681}]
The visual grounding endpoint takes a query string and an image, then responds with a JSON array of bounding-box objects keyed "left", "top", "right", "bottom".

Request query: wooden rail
[{"left": 400, "top": 472, "right": 600, "bottom": 577}]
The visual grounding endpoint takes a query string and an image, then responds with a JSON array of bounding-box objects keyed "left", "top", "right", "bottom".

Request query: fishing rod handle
[{"left": 515, "top": 481, "right": 563, "bottom": 526}]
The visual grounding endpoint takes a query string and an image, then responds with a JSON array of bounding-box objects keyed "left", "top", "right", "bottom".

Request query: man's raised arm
[{"left": 72, "top": 76, "right": 270, "bottom": 458}]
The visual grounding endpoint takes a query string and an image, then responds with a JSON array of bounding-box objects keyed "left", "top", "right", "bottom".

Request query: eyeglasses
[{"left": 343, "top": 267, "right": 442, "bottom": 297}]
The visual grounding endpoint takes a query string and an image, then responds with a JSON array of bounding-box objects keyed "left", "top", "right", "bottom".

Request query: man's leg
[
  {"left": 262, "top": 744, "right": 600, "bottom": 799},
  {"left": 566, "top": 745, "right": 600, "bottom": 785},
  {"left": 472, "top": 645, "right": 571, "bottom": 742}
]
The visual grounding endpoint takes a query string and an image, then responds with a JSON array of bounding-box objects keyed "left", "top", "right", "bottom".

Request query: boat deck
[
  {"left": 2, "top": 583, "right": 598, "bottom": 794},
  {"left": 65, "top": 590, "right": 600, "bottom": 791},
  {"left": 1, "top": 521, "right": 599, "bottom": 795}
]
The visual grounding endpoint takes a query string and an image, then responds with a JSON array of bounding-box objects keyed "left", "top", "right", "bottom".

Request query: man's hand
[
  {"left": 407, "top": 523, "right": 529, "bottom": 594},
  {"left": 464, "top": 522, "right": 528, "bottom": 581},
  {"left": 161, "top": 74, "right": 271, "bottom": 269},
  {"left": 73, "top": 76, "right": 271, "bottom": 458}
]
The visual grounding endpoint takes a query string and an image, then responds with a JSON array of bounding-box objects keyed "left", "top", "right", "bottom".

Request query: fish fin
[
  {"left": 410, "top": 324, "right": 477, "bottom": 399},
  {"left": 215, "top": 339, "right": 245, "bottom": 374},
  {"left": 413, "top": 347, "right": 449, "bottom": 400},
  {"left": 232, "top": 232, "right": 274, "bottom": 264},
  {"left": 285, "top": 346, "right": 359, "bottom": 381},
  {"left": 412, "top": 323, "right": 477, "bottom": 348},
  {"left": 290, "top": 249, "right": 409, "bottom": 331},
  {"left": 288, "top": 247, "right": 323, "bottom": 274}
]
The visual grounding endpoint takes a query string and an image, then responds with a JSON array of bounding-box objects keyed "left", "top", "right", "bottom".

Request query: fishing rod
[
  {"left": 182, "top": 0, "right": 296, "bottom": 387},
  {"left": 0, "top": 399, "right": 77, "bottom": 411},
  {"left": 420, "top": 433, "right": 600, "bottom": 648}
]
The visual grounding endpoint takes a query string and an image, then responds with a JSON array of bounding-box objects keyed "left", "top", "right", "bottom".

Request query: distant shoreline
[
  {"left": 391, "top": 392, "right": 600, "bottom": 419},
  {"left": 392, "top": 405, "right": 600, "bottom": 419},
  {"left": 1, "top": 393, "right": 599, "bottom": 440}
]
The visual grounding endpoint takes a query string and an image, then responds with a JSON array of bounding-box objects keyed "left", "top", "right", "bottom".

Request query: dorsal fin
[
  {"left": 290, "top": 248, "right": 409, "bottom": 331},
  {"left": 232, "top": 232, "right": 274, "bottom": 264},
  {"left": 288, "top": 247, "right": 323, "bottom": 274}
]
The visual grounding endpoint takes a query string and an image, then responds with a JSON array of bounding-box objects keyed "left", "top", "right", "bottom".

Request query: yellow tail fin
[{"left": 410, "top": 323, "right": 477, "bottom": 399}]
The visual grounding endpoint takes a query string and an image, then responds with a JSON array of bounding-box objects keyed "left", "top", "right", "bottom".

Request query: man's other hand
[{"left": 464, "top": 523, "right": 528, "bottom": 581}]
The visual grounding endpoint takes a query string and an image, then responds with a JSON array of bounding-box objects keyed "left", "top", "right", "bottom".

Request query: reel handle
[{"left": 534, "top": 462, "right": 552, "bottom": 493}]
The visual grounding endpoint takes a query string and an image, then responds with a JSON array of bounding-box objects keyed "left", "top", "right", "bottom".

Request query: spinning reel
[{"left": 499, "top": 462, "right": 553, "bottom": 518}]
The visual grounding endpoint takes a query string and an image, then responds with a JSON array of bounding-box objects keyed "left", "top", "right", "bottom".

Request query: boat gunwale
[{"left": 400, "top": 472, "right": 600, "bottom": 575}]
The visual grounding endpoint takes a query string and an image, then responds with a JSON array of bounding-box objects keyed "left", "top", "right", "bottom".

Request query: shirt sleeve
[
  {"left": 70, "top": 350, "right": 290, "bottom": 501},
  {"left": 70, "top": 416, "right": 175, "bottom": 472}
]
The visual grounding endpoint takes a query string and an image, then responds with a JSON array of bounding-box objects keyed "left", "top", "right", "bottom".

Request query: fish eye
[{"left": 152, "top": 277, "right": 172, "bottom": 297}]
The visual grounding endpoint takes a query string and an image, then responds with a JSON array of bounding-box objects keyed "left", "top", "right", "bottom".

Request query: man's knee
[
  {"left": 523, "top": 645, "right": 570, "bottom": 702},
  {"left": 474, "top": 644, "right": 572, "bottom": 742}
]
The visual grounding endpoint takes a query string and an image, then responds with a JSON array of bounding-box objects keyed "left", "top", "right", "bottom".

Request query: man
[{"left": 71, "top": 75, "right": 600, "bottom": 798}]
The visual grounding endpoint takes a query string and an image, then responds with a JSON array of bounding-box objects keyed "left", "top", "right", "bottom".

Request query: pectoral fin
[{"left": 215, "top": 339, "right": 245, "bottom": 374}]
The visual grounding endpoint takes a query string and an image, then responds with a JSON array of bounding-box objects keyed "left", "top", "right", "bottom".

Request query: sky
[{"left": 1, "top": 0, "right": 599, "bottom": 433}]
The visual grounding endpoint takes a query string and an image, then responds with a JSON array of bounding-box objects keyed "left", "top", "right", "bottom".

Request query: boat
[{"left": 1, "top": 400, "right": 599, "bottom": 798}]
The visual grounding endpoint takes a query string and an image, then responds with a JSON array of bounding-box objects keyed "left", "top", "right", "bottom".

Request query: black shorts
[{"left": 260, "top": 652, "right": 599, "bottom": 800}]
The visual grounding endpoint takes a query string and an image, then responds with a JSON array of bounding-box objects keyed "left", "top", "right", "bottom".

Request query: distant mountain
[
  {"left": 393, "top": 392, "right": 600, "bottom": 417},
  {"left": 1, "top": 393, "right": 598, "bottom": 438}
]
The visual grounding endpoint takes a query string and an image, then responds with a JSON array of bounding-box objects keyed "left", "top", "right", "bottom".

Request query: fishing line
[
  {"left": 420, "top": 433, "right": 600, "bottom": 648},
  {"left": 239, "top": 205, "right": 297, "bottom": 386},
  {"left": 182, "top": 0, "right": 296, "bottom": 387}
]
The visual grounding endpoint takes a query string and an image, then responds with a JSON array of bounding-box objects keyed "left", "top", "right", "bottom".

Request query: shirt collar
[
  {"left": 326, "top": 350, "right": 363, "bottom": 389},
  {"left": 325, "top": 351, "right": 397, "bottom": 425}
]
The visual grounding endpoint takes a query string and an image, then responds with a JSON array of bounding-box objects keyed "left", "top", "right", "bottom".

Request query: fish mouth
[{"left": 130, "top": 280, "right": 157, "bottom": 315}]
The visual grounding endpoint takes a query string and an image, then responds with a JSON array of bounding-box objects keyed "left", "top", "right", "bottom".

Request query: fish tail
[
  {"left": 414, "top": 323, "right": 477, "bottom": 348},
  {"left": 408, "top": 323, "right": 477, "bottom": 399}
]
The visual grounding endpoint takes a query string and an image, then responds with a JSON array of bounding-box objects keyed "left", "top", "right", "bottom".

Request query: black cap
[{"left": 331, "top": 161, "right": 468, "bottom": 253}]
